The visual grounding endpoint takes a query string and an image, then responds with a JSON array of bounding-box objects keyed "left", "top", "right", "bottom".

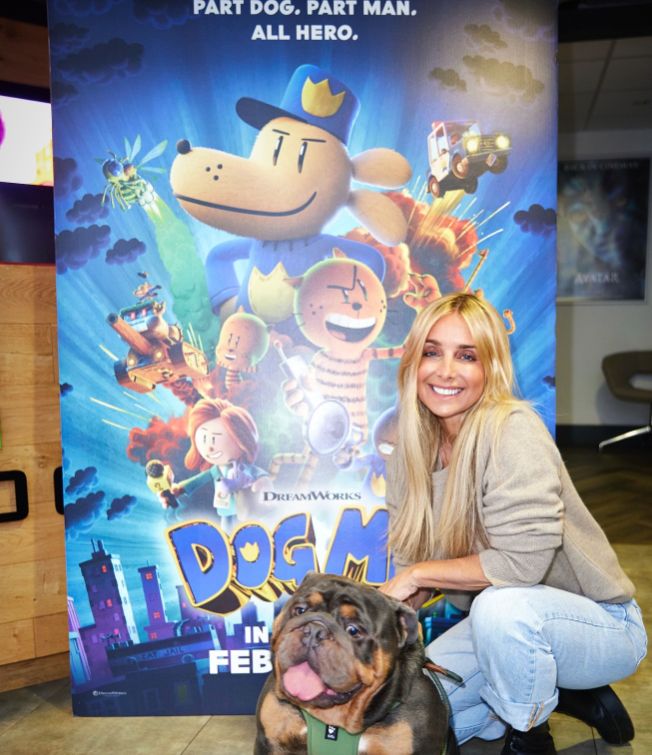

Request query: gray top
[{"left": 387, "top": 407, "right": 635, "bottom": 610}]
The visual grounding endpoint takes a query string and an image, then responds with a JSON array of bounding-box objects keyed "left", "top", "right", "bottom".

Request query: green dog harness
[
  {"left": 300, "top": 709, "right": 362, "bottom": 755},
  {"left": 299, "top": 670, "right": 456, "bottom": 755}
]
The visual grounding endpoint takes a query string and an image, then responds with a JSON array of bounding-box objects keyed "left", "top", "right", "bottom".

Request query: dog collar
[{"left": 300, "top": 709, "right": 363, "bottom": 755}]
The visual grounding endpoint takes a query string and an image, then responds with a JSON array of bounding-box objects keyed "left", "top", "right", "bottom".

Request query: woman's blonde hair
[{"left": 389, "top": 292, "right": 522, "bottom": 563}]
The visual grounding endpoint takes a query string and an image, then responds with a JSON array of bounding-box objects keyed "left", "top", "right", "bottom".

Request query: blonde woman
[{"left": 380, "top": 292, "right": 646, "bottom": 755}]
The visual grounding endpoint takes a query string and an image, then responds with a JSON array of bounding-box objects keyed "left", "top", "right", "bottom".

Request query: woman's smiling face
[{"left": 416, "top": 312, "right": 486, "bottom": 436}]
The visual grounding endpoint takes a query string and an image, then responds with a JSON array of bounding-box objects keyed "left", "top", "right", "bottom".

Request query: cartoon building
[
  {"left": 176, "top": 583, "right": 204, "bottom": 623},
  {"left": 138, "top": 564, "right": 177, "bottom": 641},
  {"left": 77, "top": 540, "right": 139, "bottom": 681},
  {"left": 106, "top": 628, "right": 220, "bottom": 677},
  {"left": 67, "top": 597, "right": 91, "bottom": 686}
]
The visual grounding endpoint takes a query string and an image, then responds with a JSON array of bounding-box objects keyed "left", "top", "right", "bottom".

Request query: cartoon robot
[
  {"left": 133, "top": 271, "right": 162, "bottom": 300},
  {"left": 427, "top": 120, "right": 511, "bottom": 198},
  {"left": 108, "top": 296, "right": 208, "bottom": 393},
  {"left": 170, "top": 64, "right": 412, "bottom": 329},
  {"left": 270, "top": 339, "right": 356, "bottom": 484}
]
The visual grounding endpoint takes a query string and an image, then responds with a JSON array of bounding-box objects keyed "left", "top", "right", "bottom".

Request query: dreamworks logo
[{"left": 263, "top": 490, "right": 362, "bottom": 502}]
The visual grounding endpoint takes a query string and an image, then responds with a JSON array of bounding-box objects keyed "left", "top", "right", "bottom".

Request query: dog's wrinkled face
[{"left": 271, "top": 573, "right": 419, "bottom": 727}]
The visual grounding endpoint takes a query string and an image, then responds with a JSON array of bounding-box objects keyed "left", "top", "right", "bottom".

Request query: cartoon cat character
[
  {"left": 271, "top": 250, "right": 438, "bottom": 484},
  {"left": 170, "top": 64, "right": 411, "bottom": 329}
]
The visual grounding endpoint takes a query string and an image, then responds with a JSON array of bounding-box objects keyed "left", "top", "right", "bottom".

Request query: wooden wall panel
[
  {"left": 0, "top": 263, "right": 67, "bottom": 684},
  {"left": 0, "top": 442, "right": 63, "bottom": 504},
  {"left": 0, "top": 384, "right": 62, "bottom": 447},
  {"left": 52, "top": 324, "right": 60, "bottom": 385},
  {"left": 2, "top": 323, "right": 53, "bottom": 354},
  {"left": 0, "top": 265, "right": 57, "bottom": 325},
  {"left": 0, "top": 557, "right": 67, "bottom": 624},
  {"left": 0, "top": 502, "right": 65, "bottom": 568},
  {"left": 0, "top": 619, "right": 35, "bottom": 666},
  {"left": 0, "top": 653, "right": 70, "bottom": 694},
  {"left": 0, "top": 477, "right": 17, "bottom": 515},
  {"left": 0, "top": 18, "right": 50, "bottom": 89},
  {"left": 34, "top": 612, "right": 69, "bottom": 657},
  {"left": 0, "top": 19, "right": 69, "bottom": 688},
  {"left": 0, "top": 352, "right": 56, "bottom": 386}
]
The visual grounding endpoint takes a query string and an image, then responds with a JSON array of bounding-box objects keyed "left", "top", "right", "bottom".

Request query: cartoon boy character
[
  {"left": 170, "top": 64, "right": 412, "bottom": 329},
  {"left": 215, "top": 310, "right": 270, "bottom": 393},
  {"left": 173, "top": 398, "right": 269, "bottom": 528},
  {"left": 194, "top": 309, "right": 270, "bottom": 399}
]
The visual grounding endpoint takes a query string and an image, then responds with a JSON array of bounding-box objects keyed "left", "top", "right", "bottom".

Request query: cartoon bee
[{"left": 97, "top": 135, "right": 167, "bottom": 211}]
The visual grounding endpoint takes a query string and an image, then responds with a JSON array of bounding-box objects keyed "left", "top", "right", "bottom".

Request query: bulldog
[{"left": 254, "top": 573, "right": 456, "bottom": 754}]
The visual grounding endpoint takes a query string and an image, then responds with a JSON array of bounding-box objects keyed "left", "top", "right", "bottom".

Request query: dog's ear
[
  {"left": 351, "top": 148, "right": 412, "bottom": 188},
  {"left": 347, "top": 189, "right": 408, "bottom": 245},
  {"left": 396, "top": 603, "right": 420, "bottom": 648},
  {"left": 297, "top": 570, "right": 321, "bottom": 589}
]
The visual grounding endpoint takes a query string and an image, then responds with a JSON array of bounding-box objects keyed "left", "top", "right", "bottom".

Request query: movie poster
[
  {"left": 47, "top": 0, "right": 558, "bottom": 716},
  {"left": 557, "top": 158, "right": 649, "bottom": 301}
]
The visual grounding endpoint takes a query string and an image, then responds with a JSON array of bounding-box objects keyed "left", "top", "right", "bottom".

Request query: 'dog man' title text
[{"left": 166, "top": 506, "right": 391, "bottom": 615}]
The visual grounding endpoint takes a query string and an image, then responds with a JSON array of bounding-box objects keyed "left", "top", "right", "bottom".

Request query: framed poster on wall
[{"left": 557, "top": 158, "right": 650, "bottom": 302}]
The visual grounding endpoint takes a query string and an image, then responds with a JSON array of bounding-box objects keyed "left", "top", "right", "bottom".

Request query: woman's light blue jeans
[{"left": 426, "top": 585, "right": 647, "bottom": 744}]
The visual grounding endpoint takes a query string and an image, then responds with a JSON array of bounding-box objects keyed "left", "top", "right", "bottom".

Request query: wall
[
  {"left": 0, "top": 17, "right": 69, "bottom": 692},
  {"left": 0, "top": 17, "right": 49, "bottom": 88},
  {"left": 557, "top": 128, "right": 652, "bottom": 427},
  {"left": 0, "top": 265, "right": 68, "bottom": 691}
]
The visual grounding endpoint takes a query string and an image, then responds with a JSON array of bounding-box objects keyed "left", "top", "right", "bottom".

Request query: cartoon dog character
[
  {"left": 170, "top": 64, "right": 412, "bottom": 328},
  {"left": 254, "top": 573, "right": 455, "bottom": 754}
]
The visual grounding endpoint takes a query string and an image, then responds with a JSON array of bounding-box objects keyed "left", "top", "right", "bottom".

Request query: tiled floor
[{"left": 1, "top": 553, "right": 649, "bottom": 754}]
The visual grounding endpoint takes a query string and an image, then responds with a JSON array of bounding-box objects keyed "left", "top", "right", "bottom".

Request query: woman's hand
[
  {"left": 404, "top": 588, "right": 433, "bottom": 611},
  {"left": 381, "top": 555, "right": 489, "bottom": 611},
  {"left": 380, "top": 565, "right": 424, "bottom": 604}
]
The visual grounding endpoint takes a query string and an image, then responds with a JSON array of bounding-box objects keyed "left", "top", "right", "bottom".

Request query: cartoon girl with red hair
[{"left": 174, "top": 398, "right": 269, "bottom": 528}]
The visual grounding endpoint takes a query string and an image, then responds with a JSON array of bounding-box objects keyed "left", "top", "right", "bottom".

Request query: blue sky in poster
[{"left": 49, "top": 0, "right": 557, "bottom": 636}]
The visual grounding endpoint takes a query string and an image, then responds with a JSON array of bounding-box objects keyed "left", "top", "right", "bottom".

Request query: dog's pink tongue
[{"left": 283, "top": 662, "right": 326, "bottom": 701}]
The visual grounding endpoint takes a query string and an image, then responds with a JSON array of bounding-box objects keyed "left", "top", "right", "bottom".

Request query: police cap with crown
[{"left": 236, "top": 64, "right": 359, "bottom": 145}]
